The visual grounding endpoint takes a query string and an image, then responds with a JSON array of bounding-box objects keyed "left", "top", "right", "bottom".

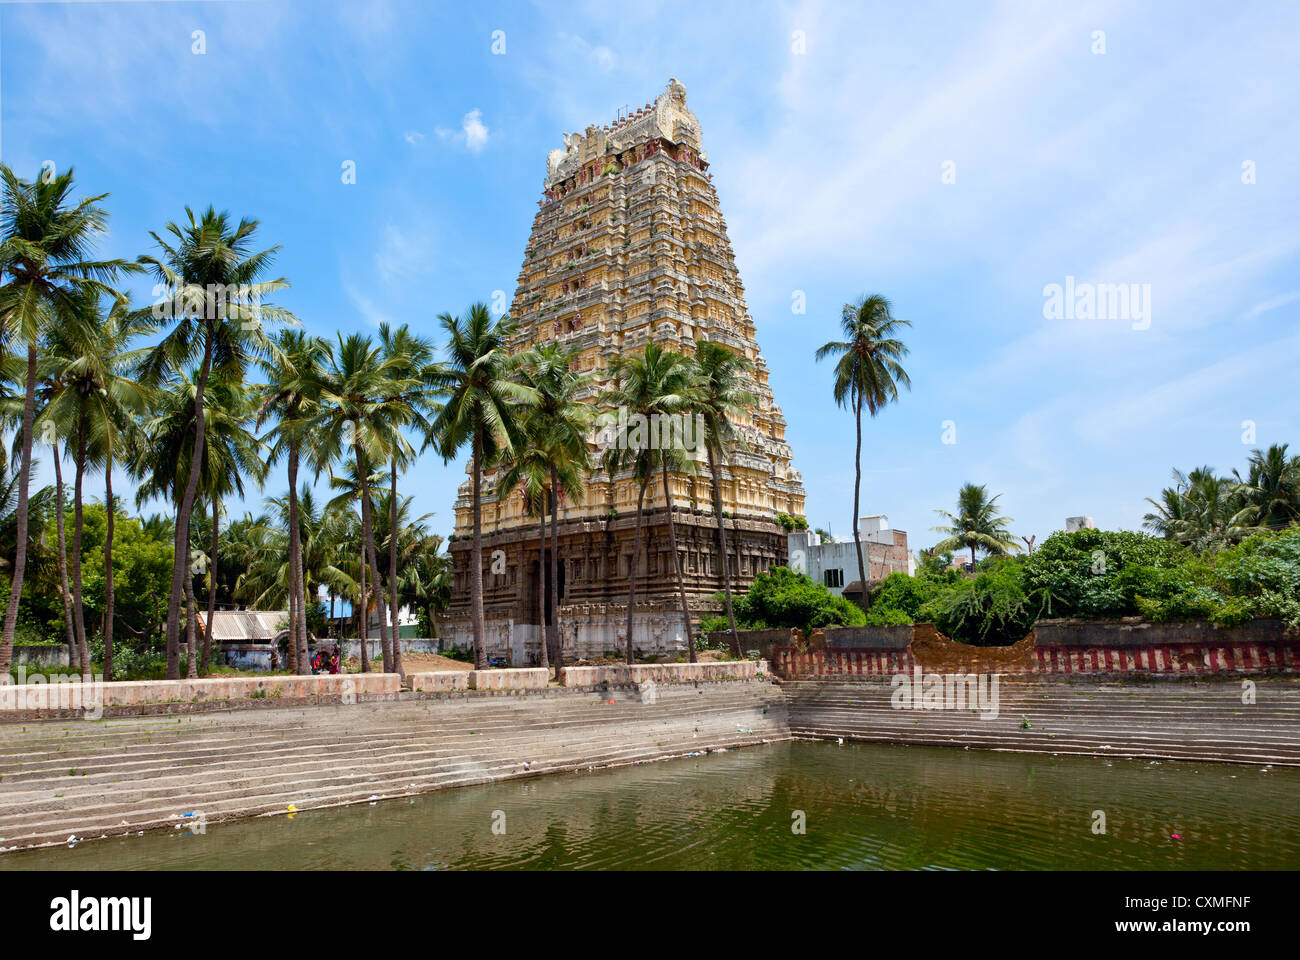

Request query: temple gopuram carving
[{"left": 443, "top": 79, "right": 806, "bottom": 663}]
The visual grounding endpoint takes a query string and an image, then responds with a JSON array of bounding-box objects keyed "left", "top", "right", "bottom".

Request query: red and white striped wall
[{"left": 773, "top": 642, "right": 1300, "bottom": 679}]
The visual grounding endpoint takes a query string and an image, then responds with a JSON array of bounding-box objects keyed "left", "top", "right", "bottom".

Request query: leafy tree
[{"left": 1022, "top": 528, "right": 1184, "bottom": 618}]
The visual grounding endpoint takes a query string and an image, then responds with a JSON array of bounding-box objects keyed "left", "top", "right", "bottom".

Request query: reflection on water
[{"left": 4, "top": 741, "right": 1297, "bottom": 870}]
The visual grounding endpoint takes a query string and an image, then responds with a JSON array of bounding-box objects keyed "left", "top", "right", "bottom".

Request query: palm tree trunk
[
  {"left": 660, "top": 459, "right": 695, "bottom": 661},
  {"left": 389, "top": 458, "right": 405, "bottom": 681},
  {"left": 0, "top": 345, "right": 38, "bottom": 674},
  {"left": 970, "top": 544, "right": 977, "bottom": 574},
  {"left": 287, "top": 587, "right": 298, "bottom": 674},
  {"left": 295, "top": 523, "right": 309, "bottom": 676},
  {"left": 165, "top": 329, "right": 214, "bottom": 680},
  {"left": 287, "top": 446, "right": 308, "bottom": 674},
  {"left": 357, "top": 556, "right": 369, "bottom": 673},
  {"left": 537, "top": 511, "right": 548, "bottom": 671},
  {"left": 549, "top": 467, "right": 561, "bottom": 675},
  {"left": 184, "top": 544, "right": 199, "bottom": 678},
  {"left": 203, "top": 497, "right": 218, "bottom": 673},
  {"left": 851, "top": 390, "right": 867, "bottom": 589},
  {"left": 104, "top": 444, "right": 116, "bottom": 682},
  {"left": 706, "top": 445, "right": 741, "bottom": 658},
  {"left": 52, "top": 453, "right": 80, "bottom": 674},
  {"left": 71, "top": 426, "right": 91, "bottom": 683},
  {"left": 354, "top": 443, "right": 393, "bottom": 674},
  {"left": 470, "top": 434, "right": 486, "bottom": 670},
  {"left": 624, "top": 476, "right": 649, "bottom": 665}
]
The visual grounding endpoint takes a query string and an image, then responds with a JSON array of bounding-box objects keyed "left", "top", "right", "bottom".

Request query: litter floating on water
[{"left": 1171, "top": 834, "right": 1183, "bottom": 840}]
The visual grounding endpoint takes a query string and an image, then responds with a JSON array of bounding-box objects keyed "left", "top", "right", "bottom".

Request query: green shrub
[
  {"left": 864, "top": 571, "right": 953, "bottom": 625},
  {"left": 716, "top": 566, "right": 864, "bottom": 635},
  {"left": 925, "top": 558, "right": 1046, "bottom": 646},
  {"left": 1023, "top": 529, "right": 1186, "bottom": 618},
  {"left": 773, "top": 513, "right": 808, "bottom": 532}
]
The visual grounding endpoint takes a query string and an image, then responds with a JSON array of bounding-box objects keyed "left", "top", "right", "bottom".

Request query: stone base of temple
[{"left": 443, "top": 508, "right": 788, "bottom": 664}]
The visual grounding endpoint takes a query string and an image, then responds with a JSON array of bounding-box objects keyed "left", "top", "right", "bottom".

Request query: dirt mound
[{"left": 910, "top": 623, "right": 1036, "bottom": 673}]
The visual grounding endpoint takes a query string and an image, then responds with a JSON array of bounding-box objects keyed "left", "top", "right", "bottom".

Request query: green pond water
[{"left": 3, "top": 741, "right": 1298, "bottom": 870}]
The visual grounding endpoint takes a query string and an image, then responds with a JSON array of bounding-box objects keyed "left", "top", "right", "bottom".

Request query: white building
[{"left": 788, "top": 515, "right": 915, "bottom": 597}]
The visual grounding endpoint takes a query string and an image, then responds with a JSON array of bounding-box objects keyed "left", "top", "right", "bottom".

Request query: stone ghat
[
  {"left": 0, "top": 678, "right": 787, "bottom": 852},
  {"left": 784, "top": 677, "right": 1300, "bottom": 767}
]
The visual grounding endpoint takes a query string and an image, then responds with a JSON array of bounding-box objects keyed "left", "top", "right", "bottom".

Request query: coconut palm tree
[
  {"left": 931, "top": 483, "right": 1019, "bottom": 572},
  {"left": 0, "top": 164, "right": 138, "bottom": 673},
  {"left": 310, "top": 333, "right": 416, "bottom": 677},
  {"left": 136, "top": 205, "right": 292, "bottom": 679},
  {"left": 5, "top": 351, "right": 79, "bottom": 671},
  {"left": 257, "top": 329, "right": 328, "bottom": 674},
  {"left": 602, "top": 342, "right": 697, "bottom": 664},
  {"left": 690, "top": 340, "right": 755, "bottom": 658},
  {"left": 1143, "top": 470, "right": 1191, "bottom": 540},
  {"left": 1231, "top": 444, "right": 1300, "bottom": 533},
  {"left": 33, "top": 290, "right": 149, "bottom": 680},
  {"left": 815, "top": 295, "right": 912, "bottom": 589},
  {"left": 132, "top": 372, "right": 265, "bottom": 675},
  {"left": 377, "top": 322, "right": 442, "bottom": 678},
  {"left": 512, "top": 344, "right": 592, "bottom": 673},
  {"left": 430, "top": 304, "right": 529, "bottom": 670},
  {"left": 399, "top": 531, "right": 452, "bottom": 643}
]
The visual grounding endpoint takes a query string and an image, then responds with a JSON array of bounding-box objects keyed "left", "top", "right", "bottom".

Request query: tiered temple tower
[{"left": 444, "top": 79, "right": 806, "bottom": 663}]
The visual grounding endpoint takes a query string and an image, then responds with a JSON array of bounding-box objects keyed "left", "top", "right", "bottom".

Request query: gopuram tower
[{"left": 444, "top": 79, "right": 805, "bottom": 663}]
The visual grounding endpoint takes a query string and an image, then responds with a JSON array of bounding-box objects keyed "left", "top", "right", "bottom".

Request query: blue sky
[{"left": 2, "top": 0, "right": 1297, "bottom": 552}]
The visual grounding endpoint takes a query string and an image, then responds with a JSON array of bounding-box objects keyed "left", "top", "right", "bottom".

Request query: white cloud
[
  {"left": 404, "top": 130, "right": 425, "bottom": 145},
  {"left": 462, "top": 109, "right": 489, "bottom": 152},
  {"left": 432, "top": 109, "right": 489, "bottom": 153}
]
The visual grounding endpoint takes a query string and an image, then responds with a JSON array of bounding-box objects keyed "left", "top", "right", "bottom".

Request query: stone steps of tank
[
  {"left": 0, "top": 684, "right": 781, "bottom": 779},
  {"left": 783, "top": 680, "right": 1300, "bottom": 765},
  {"left": 0, "top": 683, "right": 788, "bottom": 850}
]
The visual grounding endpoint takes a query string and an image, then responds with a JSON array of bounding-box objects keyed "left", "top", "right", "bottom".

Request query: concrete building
[
  {"left": 444, "top": 80, "right": 806, "bottom": 664},
  {"left": 787, "top": 515, "right": 914, "bottom": 598},
  {"left": 1066, "top": 516, "right": 1096, "bottom": 532}
]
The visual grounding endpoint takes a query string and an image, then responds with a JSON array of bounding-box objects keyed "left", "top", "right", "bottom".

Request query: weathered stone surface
[
  {"left": 0, "top": 673, "right": 400, "bottom": 714},
  {"left": 406, "top": 671, "right": 470, "bottom": 693},
  {"left": 1033, "top": 617, "right": 1294, "bottom": 648},
  {"left": 559, "top": 659, "right": 767, "bottom": 686},
  {"left": 467, "top": 668, "right": 549, "bottom": 690},
  {"left": 824, "top": 624, "right": 913, "bottom": 650}
]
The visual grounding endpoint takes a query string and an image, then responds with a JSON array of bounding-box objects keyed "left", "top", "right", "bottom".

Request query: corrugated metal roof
[{"left": 199, "top": 610, "right": 288, "bottom": 642}]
